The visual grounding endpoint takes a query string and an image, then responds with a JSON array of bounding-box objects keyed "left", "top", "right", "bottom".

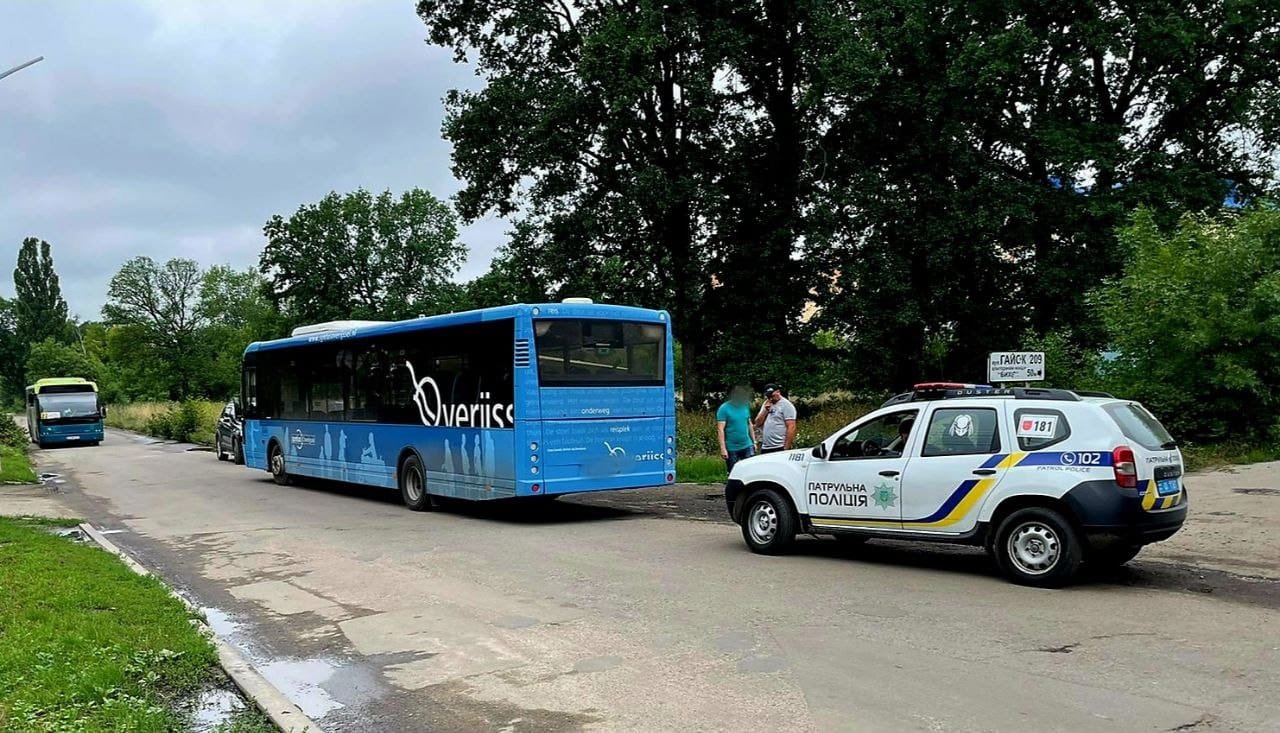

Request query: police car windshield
[{"left": 1104, "top": 403, "right": 1174, "bottom": 451}]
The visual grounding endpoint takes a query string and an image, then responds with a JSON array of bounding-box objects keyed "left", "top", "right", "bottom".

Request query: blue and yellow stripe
[
  {"left": 815, "top": 452, "right": 1027, "bottom": 529},
  {"left": 1140, "top": 479, "right": 1182, "bottom": 510}
]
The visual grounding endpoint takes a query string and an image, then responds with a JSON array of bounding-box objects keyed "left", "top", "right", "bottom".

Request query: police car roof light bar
[{"left": 885, "top": 385, "right": 1082, "bottom": 406}]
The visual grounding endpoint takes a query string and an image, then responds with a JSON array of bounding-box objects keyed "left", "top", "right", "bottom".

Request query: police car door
[
  {"left": 898, "top": 403, "right": 1007, "bottom": 534},
  {"left": 804, "top": 408, "right": 918, "bottom": 531}
]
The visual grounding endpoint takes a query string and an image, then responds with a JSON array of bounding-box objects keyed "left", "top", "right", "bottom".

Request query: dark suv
[{"left": 215, "top": 401, "right": 244, "bottom": 464}]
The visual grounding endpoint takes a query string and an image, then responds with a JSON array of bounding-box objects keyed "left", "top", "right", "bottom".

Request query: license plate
[
  {"left": 1156, "top": 478, "right": 1180, "bottom": 496},
  {"left": 65, "top": 436, "right": 80, "bottom": 441}
]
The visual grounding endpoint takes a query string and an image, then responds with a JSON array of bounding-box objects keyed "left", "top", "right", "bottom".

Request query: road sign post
[{"left": 988, "top": 351, "right": 1045, "bottom": 384}]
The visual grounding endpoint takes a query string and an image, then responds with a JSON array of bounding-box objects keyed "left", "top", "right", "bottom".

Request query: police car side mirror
[{"left": 812, "top": 443, "right": 827, "bottom": 460}]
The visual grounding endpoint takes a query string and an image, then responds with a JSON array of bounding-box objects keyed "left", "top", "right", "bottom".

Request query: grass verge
[
  {"left": 0, "top": 516, "right": 222, "bottom": 731},
  {"left": 677, "top": 455, "right": 728, "bottom": 485},
  {"left": 106, "top": 401, "right": 222, "bottom": 446},
  {"left": 1, "top": 445, "right": 38, "bottom": 484},
  {"left": 1181, "top": 441, "right": 1280, "bottom": 472}
]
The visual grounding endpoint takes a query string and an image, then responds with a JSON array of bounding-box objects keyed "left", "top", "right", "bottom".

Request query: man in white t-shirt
[{"left": 754, "top": 383, "right": 797, "bottom": 453}]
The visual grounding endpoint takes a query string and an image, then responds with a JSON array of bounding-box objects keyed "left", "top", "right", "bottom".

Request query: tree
[
  {"left": 198, "top": 266, "right": 284, "bottom": 398},
  {"left": 0, "top": 298, "right": 22, "bottom": 400},
  {"left": 448, "top": 247, "right": 550, "bottom": 311},
  {"left": 419, "top": 0, "right": 743, "bottom": 403},
  {"left": 810, "top": 0, "right": 1280, "bottom": 388},
  {"left": 103, "top": 257, "right": 207, "bottom": 399},
  {"left": 12, "top": 238, "right": 70, "bottom": 388},
  {"left": 25, "top": 338, "right": 100, "bottom": 384},
  {"left": 1094, "top": 207, "right": 1280, "bottom": 441},
  {"left": 260, "top": 188, "right": 465, "bottom": 324}
]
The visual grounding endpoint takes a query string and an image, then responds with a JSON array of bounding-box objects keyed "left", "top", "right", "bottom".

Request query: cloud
[{"left": 0, "top": 0, "right": 499, "bottom": 319}]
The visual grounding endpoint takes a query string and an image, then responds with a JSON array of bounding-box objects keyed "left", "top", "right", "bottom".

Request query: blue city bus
[
  {"left": 240, "top": 301, "right": 676, "bottom": 508},
  {"left": 25, "top": 377, "right": 105, "bottom": 447}
]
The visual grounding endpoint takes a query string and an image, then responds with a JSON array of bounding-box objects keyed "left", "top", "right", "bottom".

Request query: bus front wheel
[
  {"left": 399, "top": 454, "right": 433, "bottom": 511},
  {"left": 269, "top": 443, "right": 291, "bottom": 486}
]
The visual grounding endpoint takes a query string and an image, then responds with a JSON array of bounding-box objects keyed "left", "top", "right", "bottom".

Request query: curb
[{"left": 77, "top": 523, "right": 323, "bottom": 733}]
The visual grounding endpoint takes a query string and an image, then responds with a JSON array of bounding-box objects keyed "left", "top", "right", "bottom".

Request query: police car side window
[
  {"left": 830, "top": 409, "right": 917, "bottom": 460},
  {"left": 921, "top": 408, "right": 1000, "bottom": 457},
  {"left": 1014, "top": 408, "right": 1070, "bottom": 451}
]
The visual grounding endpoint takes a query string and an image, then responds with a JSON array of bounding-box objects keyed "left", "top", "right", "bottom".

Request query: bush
[
  {"left": 1092, "top": 208, "right": 1280, "bottom": 441},
  {"left": 108, "top": 400, "right": 221, "bottom": 445},
  {"left": 0, "top": 415, "right": 28, "bottom": 449}
]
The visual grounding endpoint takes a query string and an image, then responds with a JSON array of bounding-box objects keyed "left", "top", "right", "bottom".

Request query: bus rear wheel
[
  {"left": 269, "top": 443, "right": 291, "bottom": 486},
  {"left": 399, "top": 454, "right": 433, "bottom": 511}
]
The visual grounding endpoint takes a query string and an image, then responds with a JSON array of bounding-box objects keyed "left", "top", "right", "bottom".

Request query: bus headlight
[
  {"left": 530, "top": 442, "right": 538, "bottom": 452},
  {"left": 531, "top": 466, "right": 539, "bottom": 475},
  {"left": 530, "top": 454, "right": 538, "bottom": 463}
]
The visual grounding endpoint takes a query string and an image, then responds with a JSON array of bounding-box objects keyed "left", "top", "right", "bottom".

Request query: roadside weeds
[
  {"left": 75, "top": 523, "right": 321, "bottom": 733},
  {"left": 0, "top": 515, "right": 239, "bottom": 731}
]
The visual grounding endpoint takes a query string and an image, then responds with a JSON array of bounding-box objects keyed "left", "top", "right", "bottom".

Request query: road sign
[{"left": 988, "top": 351, "right": 1045, "bottom": 382}]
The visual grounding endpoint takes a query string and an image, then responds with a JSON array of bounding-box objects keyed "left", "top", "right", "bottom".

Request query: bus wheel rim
[
  {"left": 748, "top": 500, "right": 777, "bottom": 544},
  {"left": 405, "top": 467, "right": 423, "bottom": 502},
  {"left": 270, "top": 450, "right": 284, "bottom": 476}
]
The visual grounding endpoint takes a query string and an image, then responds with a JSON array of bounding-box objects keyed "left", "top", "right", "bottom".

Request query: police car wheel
[
  {"left": 741, "top": 488, "right": 796, "bottom": 554},
  {"left": 269, "top": 443, "right": 291, "bottom": 486},
  {"left": 233, "top": 438, "right": 245, "bottom": 465},
  {"left": 399, "top": 454, "right": 433, "bottom": 512},
  {"left": 994, "top": 508, "right": 1082, "bottom": 587}
]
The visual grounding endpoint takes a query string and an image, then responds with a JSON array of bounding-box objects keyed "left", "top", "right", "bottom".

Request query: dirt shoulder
[{"left": 1138, "top": 460, "right": 1280, "bottom": 580}]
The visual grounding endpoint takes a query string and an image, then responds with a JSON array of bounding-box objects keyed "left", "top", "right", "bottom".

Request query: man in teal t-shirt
[{"left": 716, "top": 385, "right": 756, "bottom": 471}]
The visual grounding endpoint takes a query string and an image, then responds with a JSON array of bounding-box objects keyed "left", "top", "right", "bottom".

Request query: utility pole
[{"left": 0, "top": 56, "right": 44, "bottom": 82}]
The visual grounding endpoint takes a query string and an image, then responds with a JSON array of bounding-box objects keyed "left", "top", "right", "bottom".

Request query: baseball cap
[{"left": 763, "top": 383, "right": 782, "bottom": 396}]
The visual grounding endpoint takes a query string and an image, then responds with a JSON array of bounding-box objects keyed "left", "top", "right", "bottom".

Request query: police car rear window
[
  {"left": 1014, "top": 408, "right": 1070, "bottom": 451},
  {"left": 1104, "top": 403, "right": 1175, "bottom": 451}
]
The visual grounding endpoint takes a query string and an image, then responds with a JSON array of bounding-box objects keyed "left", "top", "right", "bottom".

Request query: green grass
[
  {"left": 0, "top": 516, "right": 220, "bottom": 731},
  {"left": 1, "top": 445, "right": 38, "bottom": 484},
  {"left": 1, "top": 515, "right": 82, "bottom": 528},
  {"left": 1181, "top": 441, "right": 1280, "bottom": 472},
  {"left": 677, "top": 455, "right": 729, "bottom": 485},
  {"left": 106, "top": 401, "right": 222, "bottom": 446}
]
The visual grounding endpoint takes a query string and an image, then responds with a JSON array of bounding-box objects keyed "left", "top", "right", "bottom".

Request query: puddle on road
[
  {"left": 190, "top": 687, "right": 245, "bottom": 731},
  {"left": 202, "top": 607, "right": 243, "bottom": 641},
  {"left": 51, "top": 526, "right": 89, "bottom": 543},
  {"left": 201, "top": 606, "right": 349, "bottom": 720},
  {"left": 257, "top": 657, "right": 345, "bottom": 718}
]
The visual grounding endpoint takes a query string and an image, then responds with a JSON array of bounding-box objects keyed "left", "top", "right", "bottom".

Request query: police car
[{"left": 724, "top": 383, "right": 1188, "bottom": 587}]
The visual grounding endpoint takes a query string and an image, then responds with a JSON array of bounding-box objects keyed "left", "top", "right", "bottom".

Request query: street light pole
[{"left": 0, "top": 56, "right": 44, "bottom": 82}]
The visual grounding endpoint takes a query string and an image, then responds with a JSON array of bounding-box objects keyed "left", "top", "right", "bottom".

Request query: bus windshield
[
  {"left": 37, "top": 392, "right": 99, "bottom": 421},
  {"left": 535, "top": 319, "right": 666, "bottom": 386}
]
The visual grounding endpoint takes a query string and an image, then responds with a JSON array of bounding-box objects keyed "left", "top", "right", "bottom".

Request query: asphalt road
[{"left": 31, "top": 430, "right": 1280, "bottom": 732}]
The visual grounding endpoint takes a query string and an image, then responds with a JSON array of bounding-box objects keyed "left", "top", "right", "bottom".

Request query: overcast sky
[{"left": 0, "top": 0, "right": 505, "bottom": 320}]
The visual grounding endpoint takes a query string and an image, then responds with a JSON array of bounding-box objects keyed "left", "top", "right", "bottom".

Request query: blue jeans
[{"left": 725, "top": 445, "right": 755, "bottom": 472}]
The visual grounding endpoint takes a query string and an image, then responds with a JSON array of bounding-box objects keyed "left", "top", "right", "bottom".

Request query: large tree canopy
[
  {"left": 424, "top": 0, "right": 1280, "bottom": 396},
  {"left": 811, "top": 0, "right": 1280, "bottom": 386},
  {"left": 417, "top": 0, "right": 821, "bottom": 403},
  {"left": 259, "top": 188, "right": 465, "bottom": 325}
]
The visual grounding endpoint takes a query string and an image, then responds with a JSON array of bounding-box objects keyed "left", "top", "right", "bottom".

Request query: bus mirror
[{"left": 100, "top": 406, "right": 108, "bottom": 417}]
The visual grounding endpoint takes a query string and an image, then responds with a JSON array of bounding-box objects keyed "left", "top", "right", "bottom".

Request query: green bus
[{"left": 25, "top": 378, "right": 105, "bottom": 447}]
